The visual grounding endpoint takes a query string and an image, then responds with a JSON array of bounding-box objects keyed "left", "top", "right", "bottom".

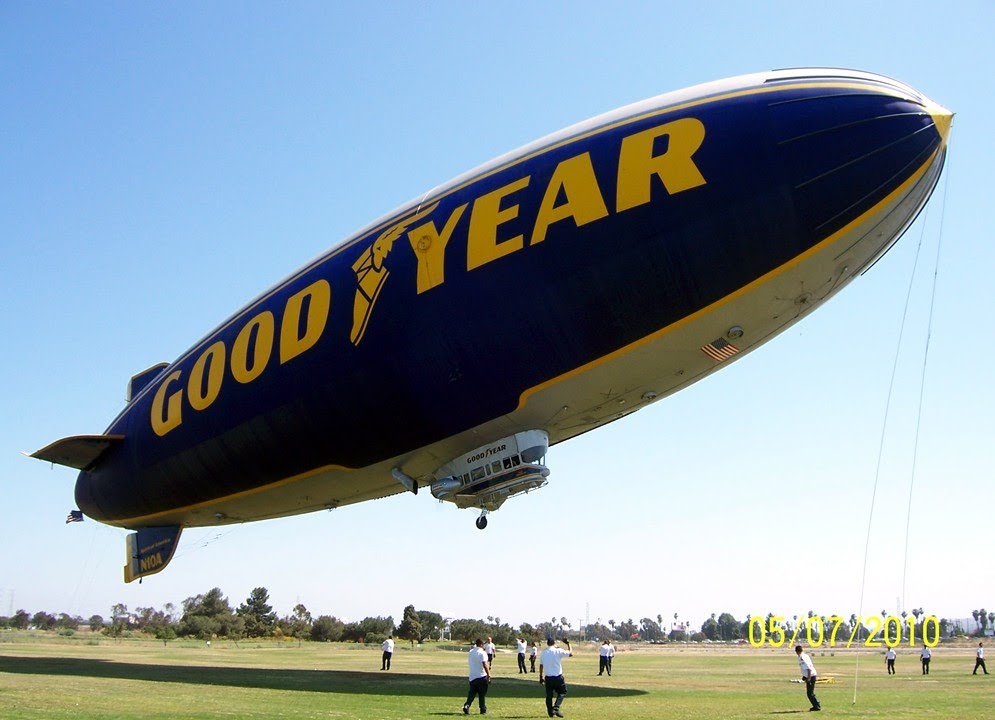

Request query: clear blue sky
[{"left": 2, "top": 1, "right": 992, "bottom": 631}]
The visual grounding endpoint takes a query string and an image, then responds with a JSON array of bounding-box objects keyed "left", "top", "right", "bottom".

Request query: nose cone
[
  {"left": 927, "top": 102, "right": 953, "bottom": 146},
  {"left": 766, "top": 75, "right": 950, "bottom": 244}
]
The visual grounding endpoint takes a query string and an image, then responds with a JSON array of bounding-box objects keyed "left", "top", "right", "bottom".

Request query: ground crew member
[
  {"left": 795, "top": 645, "right": 821, "bottom": 712},
  {"left": 540, "top": 638, "right": 573, "bottom": 718},
  {"left": 463, "top": 638, "right": 492, "bottom": 715}
]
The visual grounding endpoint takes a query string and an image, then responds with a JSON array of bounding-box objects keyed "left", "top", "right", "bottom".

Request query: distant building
[{"left": 950, "top": 618, "right": 994, "bottom": 636}]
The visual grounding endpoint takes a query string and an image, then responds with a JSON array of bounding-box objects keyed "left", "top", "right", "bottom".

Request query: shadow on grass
[{"left": 0, "top": 655, "right": 646, "bottom": 698}]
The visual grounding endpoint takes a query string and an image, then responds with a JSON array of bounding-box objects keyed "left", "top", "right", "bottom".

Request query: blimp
[{"left": 31, "top": 68, "right": 951, "bottom": 582}]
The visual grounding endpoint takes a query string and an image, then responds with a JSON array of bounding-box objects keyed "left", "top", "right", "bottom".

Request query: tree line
[{"left": 1, "top": 590, "right": 990, "bottom": 644}]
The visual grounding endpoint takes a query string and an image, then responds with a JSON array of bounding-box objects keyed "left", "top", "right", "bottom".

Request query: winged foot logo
[{"left": 347, "top": 116, "right": 708, "bottom": 346}]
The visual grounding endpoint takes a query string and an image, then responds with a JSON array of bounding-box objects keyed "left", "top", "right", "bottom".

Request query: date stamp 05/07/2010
[{"left": 747, "top": 614, "right": 941, "bottom": 649}]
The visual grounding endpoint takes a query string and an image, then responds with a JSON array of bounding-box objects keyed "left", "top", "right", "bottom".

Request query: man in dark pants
[
  {"left": 381, "top": 636, "right": 394, "bottom": 670},
  {"left": 516, "top": 638, "right": 528, "bottom": 673},
  {"left": 464, "top": 638, "right": 491, "bottom": 715},
  {"left": 598, "top": 640, "right": 611, "bottom": 676},
  {"left": 974, "top": 642, "right": 989, "bottom": 675},
  {"left": 920, "top": 645, "right": 931, "bottom": 675},
  {"left": 539, "top": 637, "right": 572, "bottom": 718},
  {"left": 795, "top": 645, "right": 821, "bottom": 712}
]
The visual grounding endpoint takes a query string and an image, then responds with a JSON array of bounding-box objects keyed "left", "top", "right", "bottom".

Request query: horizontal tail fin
[{"left": 29, "top": 434, "right": 124, "bottom": 471}]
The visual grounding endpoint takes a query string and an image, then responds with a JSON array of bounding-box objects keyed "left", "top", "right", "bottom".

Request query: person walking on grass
[
  {"left": 974, "top": 642, "right": 989, "bottom": 675},
  {"left": 540, "top": 637, "right": 573, "bottom": 718},
  {"left": 463, "top": 638, "right": 492, "bottom": 715},
  {"left": 795, "top": 645, "right": 821, "bottom": 712},
  {"left": 598, "top": 639, "right": 611, "bottom": 676}
]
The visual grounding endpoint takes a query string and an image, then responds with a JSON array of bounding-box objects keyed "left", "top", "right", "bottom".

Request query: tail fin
[
  {"left": 124, "top": 526, "right": 183, "bottom": 583},
  {"left": 29, "top": 434, "right": 124, "bottom": 471}
]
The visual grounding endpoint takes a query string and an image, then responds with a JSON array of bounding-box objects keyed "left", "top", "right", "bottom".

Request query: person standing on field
[
  {"left": 795, "top": 645, "right": 821, "bottom": 712},
  {"left": 381, "top": 635, "right": 394, "bottom": 670},
  {"left": 974, "top": 642, "right": 989, "bottom": 675},
  {"left": 539, "top": 637, "right": 573, "bottom": 718},
  {"left": 463, "top": 638, "right": 492, "bottom": 715},
  {"left": 516, "top": 637, "right": 528, "bottom": 673},
  {"left": 598, "top": 640, "right": 611, "bottom": 676},
  {"left": 920, "top": 645, "right": 931, "bottom": 675},
  {"left": 886, "top": 647, "right": 896, "bottom": 674},
  {"left": 529, "top": 641, "right": 539, "bottom": 672},
  {"left": 484, "top": 636, "right": 496, "bottom": 665}
]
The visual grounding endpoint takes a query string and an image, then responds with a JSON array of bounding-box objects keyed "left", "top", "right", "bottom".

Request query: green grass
[{"left": 0, "top": 634, "right": 990, "bottom": 719}]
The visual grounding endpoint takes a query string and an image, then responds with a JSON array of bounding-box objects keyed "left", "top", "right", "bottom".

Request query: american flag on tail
[{"left": 700, "top": 337, "right": 740, "bottom": 362}]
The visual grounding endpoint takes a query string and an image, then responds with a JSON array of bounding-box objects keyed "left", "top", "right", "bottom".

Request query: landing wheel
[{"left": 475, "top": 515, "right": 488, "bottom": 530}]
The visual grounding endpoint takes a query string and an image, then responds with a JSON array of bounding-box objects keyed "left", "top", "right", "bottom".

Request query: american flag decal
[
  {"left": 65, "top": 510, "right": 84, "bottom": 524},
  {"left": 700, "top": 337, "right": 739, "bottom": 362}
]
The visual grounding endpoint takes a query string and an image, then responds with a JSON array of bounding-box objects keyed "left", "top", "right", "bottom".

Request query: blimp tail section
[
  {"left": 31, "top": 434, "right": 186, "bottom": 583},
  {"left": 124, "top": 525, "right": 183, "bottom": 583}
]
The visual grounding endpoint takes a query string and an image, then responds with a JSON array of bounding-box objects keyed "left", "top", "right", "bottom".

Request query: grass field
[{"left": 1, "top": 633, "right": 990, "bottom": 719}]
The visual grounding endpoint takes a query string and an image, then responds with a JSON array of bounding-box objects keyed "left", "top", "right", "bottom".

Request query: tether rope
[{"left": 853, "top": 147, "right": 951, "bottom": 704}]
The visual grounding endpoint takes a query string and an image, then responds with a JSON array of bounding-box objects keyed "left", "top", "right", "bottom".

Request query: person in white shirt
[
  {"left": 598, "top": 640, "right": 611, "bottom": 676},
  {"left": 920, "top": 645, "right": 931, "bottom": 675},
  {"left": 381, "top": 636, "right": 395, "bottom": 671},
  {"left": 484, "top": 636, "right": 496, "bottom": 665},
  {"left": 607, "top": 641, "right": 615, "bottom": 675},
  {"left": 974, "top": 642, "right": 989, "bottom": 675},
  {"left": 516, "top": 638, "right": 528, "bottom": 673},
  {"left": 463, "top": 638, "right": 492, "bottom": 715},
  {"left": 886, "top": 647, "right": 896, "bottom": 674},
  {"left": 529, "top": 641, "right": 539, "bottom": 672},
  {"left": 794, "top": 645, "right": 821, "bottom": 711},
  {"left": 539, "top": 637, "right": 572, "bottom": 718}
]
